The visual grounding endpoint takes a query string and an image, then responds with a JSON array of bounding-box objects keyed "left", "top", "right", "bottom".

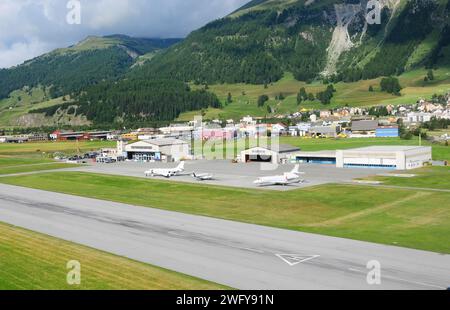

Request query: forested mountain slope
[
  {"left": 0, "top": 35, "right": 181, "bottom": 99},
  {"left": 135, "top": 0, "right": 450, "bottom": 84}
]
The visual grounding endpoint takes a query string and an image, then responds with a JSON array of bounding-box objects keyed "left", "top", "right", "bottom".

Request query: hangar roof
[
  {"left": 141, "top": 138, "right": 188, "bottom": 147},
  {"left": 245, "top": 144, "right": 300, "bottom": 153},
  {"left": 351, "top": 120, "right": 378, "bottom": 131},
  {"left": 345, "top": 146, "right": 430, "bottom": 152}
]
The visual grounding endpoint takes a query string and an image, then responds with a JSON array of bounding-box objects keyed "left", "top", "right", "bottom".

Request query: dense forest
[{"left": 30, "top": 79, "right": 220, "bottom": 125}]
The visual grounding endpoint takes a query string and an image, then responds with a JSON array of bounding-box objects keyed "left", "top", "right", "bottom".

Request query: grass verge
[
  {"left": 0, "top": 222, "right": 230, "bottom": 290},
  {"left": 0, "top": 157, "right": 78, "bottom": 175}
]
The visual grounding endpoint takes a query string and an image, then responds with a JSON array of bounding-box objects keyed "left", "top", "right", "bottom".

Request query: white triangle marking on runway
[{"left": 276, "top": 254, "right": 320, "bottom": 266}]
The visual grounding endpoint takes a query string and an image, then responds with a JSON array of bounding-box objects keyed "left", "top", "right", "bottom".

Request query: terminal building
[
  {"left": 120, "top": 138, "right": 190, "bottom": 162},
  {"left": 294, "top": 146, "right": 432, "bottom": 170}
]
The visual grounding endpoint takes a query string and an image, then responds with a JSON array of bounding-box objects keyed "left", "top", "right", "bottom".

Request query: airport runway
[{"left": 0, "top": 184, "right": 449, "bottom": 290}]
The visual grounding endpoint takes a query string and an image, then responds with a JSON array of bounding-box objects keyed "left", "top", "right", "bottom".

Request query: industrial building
[
  {"left": 121, "top": 138, "right": 190, "bottom": 162},
  {"left": 241, "top": 144, "right": 300, "bottom": 164},
  {"left": 336, "top": 146, "right": 432, "bottom": 170}
]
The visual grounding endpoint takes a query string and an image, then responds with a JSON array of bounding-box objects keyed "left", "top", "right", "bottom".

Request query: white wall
[{"left": 161, "top": 144, "right": 190, "bottom": 162}]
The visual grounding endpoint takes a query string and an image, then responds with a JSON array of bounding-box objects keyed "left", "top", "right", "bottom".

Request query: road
[{"left": 0, "top": 184, "right": 449, "bottom": 290}]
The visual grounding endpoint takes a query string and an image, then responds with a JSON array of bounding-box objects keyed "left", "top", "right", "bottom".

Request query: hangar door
[
  {"left": 245, "top": 155, "right": 272, "bottom": 163},
  {"left": 343, "top": 157, "right": 397, "bottom": 169}
]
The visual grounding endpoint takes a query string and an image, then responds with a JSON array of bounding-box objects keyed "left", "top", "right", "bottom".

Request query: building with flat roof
[{"left": 336, "top": 146, "right": 432, "bottom": 170}]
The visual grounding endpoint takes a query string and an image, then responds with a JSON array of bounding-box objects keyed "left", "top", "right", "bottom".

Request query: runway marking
[{"left": 276, "top": 254, "right": 320, "bottom": 266}]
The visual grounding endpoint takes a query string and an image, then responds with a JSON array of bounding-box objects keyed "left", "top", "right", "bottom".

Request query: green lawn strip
[
  {"left": 304, "top": 191, "right": 450, "bottom": 254},
  {"left": 0, "top": 163, "right": 79, "bottom": 175},
  {"left": 365, "top": 166, "right": 450, "bottom": 190},
  {"left": 0, "top": 141, "right": 115, "bottom": 157},
  {"left": 0, "top": 156, "right": 53, "bottom": 167},
  {"left": 0, "top": 222, "right": 230, "bottom": 290},
  {"left": 1, "top": 171, "right": 449, "bottom": 253}
]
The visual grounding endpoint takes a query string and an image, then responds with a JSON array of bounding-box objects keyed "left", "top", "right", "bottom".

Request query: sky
[{"left": 0, "top": 0, "right": 249, "bottom": 69}]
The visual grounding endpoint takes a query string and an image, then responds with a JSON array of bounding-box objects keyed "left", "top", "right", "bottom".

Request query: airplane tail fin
[
  {"left": 291, "top": 164, "right": 300, "bottom": 175},
  {"left": 178, "top": 161, "right": 185, "bottom": 170}
]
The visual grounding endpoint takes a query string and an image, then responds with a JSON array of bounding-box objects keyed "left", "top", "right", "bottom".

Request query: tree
[
  {"left": 380, "top": 77, "right": 402, "bottom": 95},
  {"left": 275, "top": 93, "right": 285, "bottom": 101},
  {"left": 297, "top": 92, "right": 303, "bottom": 105},
  {"left": 427, "top": 69, "right": 434, "bottom": 81},
  {"left": 369, "top": 85, "right": 374, "bottom": 92},
  {"left": 257, "top": 95, "right": 269, "bottom": 107},
  {"left": 227, "top": 92, "right": 233, "bottom": 104},
  {"left": 308, "top": 93, "right": 315, "bottom": 101},
  {"left": 326, "top": 84, "right": 336, "bottom": 93},
  {"left": 299, "top": 87, "right": 307, "bottom": 100}
]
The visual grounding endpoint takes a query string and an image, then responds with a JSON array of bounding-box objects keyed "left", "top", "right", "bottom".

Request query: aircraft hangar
[
  {"left": 121, "top": 138, "right": 190, "bottom": 162},
  {"left": 336, "top": 146, "right": 432, "bottom": 170},
  {"left": 294, "top": 146, "right": 432, "bottom": 170},
  {"left": 241, "top": 144, "right": 301, "bottom": 164}
]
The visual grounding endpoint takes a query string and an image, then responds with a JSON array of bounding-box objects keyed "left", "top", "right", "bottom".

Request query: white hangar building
[
  {"left": 336, "top": 146, "right": 432, "bottom": 170},
  {"left": 122, "top": 138, "right": 190, "bottom": 162},
  {"left": 241, "top": 144, "right": 301, "bottom": 164}
]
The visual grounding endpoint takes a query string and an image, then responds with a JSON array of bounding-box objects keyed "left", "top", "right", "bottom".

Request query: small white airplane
[
  {"left": 253, "top": 165, "right": 305, "bottom": 187},
  {"left": 145, "top": 162, "right": 185, "bottom": 178},
  {"left": 191, "top": 172, "right": 214, "bottom": 181}
]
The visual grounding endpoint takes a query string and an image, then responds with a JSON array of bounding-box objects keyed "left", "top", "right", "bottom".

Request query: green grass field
[
  {"left": 179, "top": 69, "right": 450, "bottom": 121},
  {"left": 0, "top": 222, "right": 228, "bottom": 290},
  {"left": 0, "top": 141, "right": 115, "bottom": 157},
  {"left": 0, "top": 157, "right": 78, "bottom": 175},
  {"left": 365, "top": 166, "right": 450, "bottom": 190},
  {"left": 1, "top": 171, "right": 449, "bottom": 254}
]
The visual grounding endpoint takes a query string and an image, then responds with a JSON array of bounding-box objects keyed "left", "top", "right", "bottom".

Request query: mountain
[
  {"left": 0, "top": 35, "right": 181, "bottom": 100},
  {"left": 135, "top": 0, "right": 450, "bottom": 84}
]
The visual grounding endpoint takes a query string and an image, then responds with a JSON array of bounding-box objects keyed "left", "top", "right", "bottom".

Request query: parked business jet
[
  {"left": 145, "top": 162, "right": 185, "bottom": 178},
  {"left": 253, "top": 165, "right": 305, "bottom": 186},
  {"left": 191, "top": 173, "right": 214, "bottom": 181}
]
